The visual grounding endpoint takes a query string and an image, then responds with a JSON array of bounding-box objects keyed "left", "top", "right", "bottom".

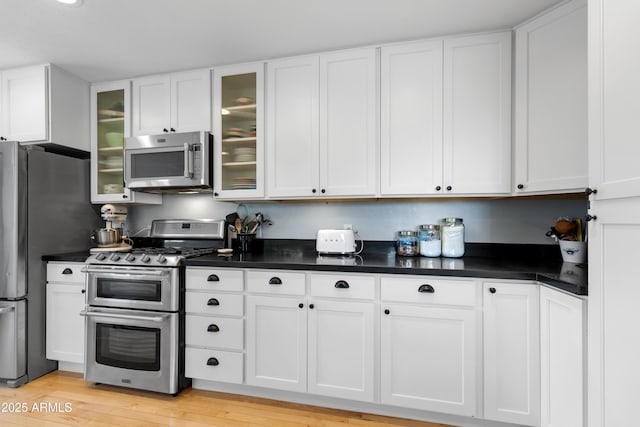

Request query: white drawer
[
  {"left": 186, "top": 268, "right": 243, "bottom": 292},
  {"left": 186, "top": 347, "right": 243, "bottom": 384},
  {"left": 380, "top": 276, "right": 478, "bottom": 307},
  {"left": 185, "top": 292, "right": 244, "bottom": 316},
  {"left": 186, "top": 315, "right": 243, "bottom": 350},
  {"left": 246, "top": 270, "right": 305, "bottom": 296},
  {"left": 309, "top": 273, "right": 375, "bottom": 300},
  {"left": 46, "top": 262, "right": 86, "bottom": 284}
]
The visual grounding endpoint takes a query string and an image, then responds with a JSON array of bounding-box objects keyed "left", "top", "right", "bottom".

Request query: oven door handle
[
  {"left": 81, "top": 267, "right": 170, "bottom": 276},
  {"left": 0, "top": 306, "right": 16, "bottom": 315},
  {"left": 80, "top": 310, "right": 169, "bottom": 323}
]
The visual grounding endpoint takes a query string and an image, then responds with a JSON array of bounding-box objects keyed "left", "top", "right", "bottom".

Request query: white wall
[{"left": 127, "top": 194, "right": 587, "bottom": 244}]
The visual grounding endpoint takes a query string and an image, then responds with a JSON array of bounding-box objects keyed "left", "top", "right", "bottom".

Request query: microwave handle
[{"left": 184, "top": 143, "right": 194, "bottom": 178}]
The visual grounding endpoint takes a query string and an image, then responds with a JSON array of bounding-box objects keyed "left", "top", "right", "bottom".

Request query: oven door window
[
  {"left": 97, "top": 278, "right": 161, "bottom": 302},
  {"left": 130, "top": 150, "right": 184, "bottom": 178},
  {"left": 96, "top": 324, "right": 160, "bottom": 371}
]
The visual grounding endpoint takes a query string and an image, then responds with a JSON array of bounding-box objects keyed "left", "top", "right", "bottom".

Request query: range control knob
[
  {"left": 124, "top": 254, "right": 136, "bottom": 262},
  {"left": 95, "top": 253, "right": 106, "bottom": 261},
  {"left": 110, "top": 253, "right": 121, "bottom": 262},
  {"left": 140, "top": 254, "right": 151, "bottom": 264},
  {"left": 156, "top": 254, "right": 167, "bottom": 264}
]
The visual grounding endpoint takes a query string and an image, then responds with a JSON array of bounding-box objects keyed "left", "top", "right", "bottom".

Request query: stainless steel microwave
[{"left": 124, "top": 131, "right": 212, "bottom": 191}]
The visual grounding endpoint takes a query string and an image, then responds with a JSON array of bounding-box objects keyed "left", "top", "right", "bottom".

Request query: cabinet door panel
[
  {"left": 171, "top": 69, "right": 211, "bottom": 133},
  {"left": 132, "top": 75, "right": 171, "bottom": 136},
  {"left": 1, "top": 65, "right": 47, "bottom": 142},
  {"left": 483, "top": 282, "right": 540, "bottom": 426},
  {"left": 380, "top": 41, "right": 443, "bottom": 196},
  {"left": 589, "top": 0, "right": 640, "bottom": 199},
  {"left": 267, "top": 56, "right": 319, "bottom": 197},
  {"left": 46, "top": 282, "right": 85, "bottom": 364},
  {"left": 380, "top": 304, "right": 477, "bottom": 416},
  {"left": 319, "top": 49, "right": 377, "bottom": 196},
  {"left": 245, "top": 295, "right": 307, "bottom": 392},
  {"left": 514, "top": 1, "right": 588, "bottom": 194},
  {"left": 443, "top": 33, "right": 511, "bottom": 194},
  {"left": 308, "top": 300, "right": 374, "bottom": 402}
]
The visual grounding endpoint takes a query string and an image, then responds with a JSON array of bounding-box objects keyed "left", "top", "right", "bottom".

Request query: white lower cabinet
[
  {"left": 185, "top": 268, "right": 244, "bottom": 384},
  {"left": 380, "top": 276, "right": 479, "bottom": 416},
  {"left": 45, "top": 262, "right": 86, "bottom": 370},
  {"left": 540, "top": 287, "right": 586, "bottom": 427},
  {"left": 483, "top": 282, "right": 540, "bottom": 426}
]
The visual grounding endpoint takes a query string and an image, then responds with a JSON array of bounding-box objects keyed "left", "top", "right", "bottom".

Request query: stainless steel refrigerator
[{"left": 1, "top": 141, "right": 99, "bottom": 387}]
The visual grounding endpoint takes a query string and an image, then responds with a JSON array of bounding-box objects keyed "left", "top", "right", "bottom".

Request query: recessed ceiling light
[{"left": 56, "top": 0, "right": 83, "bottom": 5}]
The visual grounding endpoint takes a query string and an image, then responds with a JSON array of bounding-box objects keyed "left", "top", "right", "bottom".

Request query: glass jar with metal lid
[
  {"left": 441, "top": 217, "right": 465, "bottom": 257},
  {"left": 418, "top": 224, "right": 441, "bottom": 257},
  {"left": 396, "top": 231, "right": 419, "bottom": 257}
]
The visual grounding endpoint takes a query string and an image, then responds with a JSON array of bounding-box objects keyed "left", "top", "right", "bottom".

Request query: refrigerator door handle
[{"left": 0, "top": 306, "right": 16, "bottom": 315}]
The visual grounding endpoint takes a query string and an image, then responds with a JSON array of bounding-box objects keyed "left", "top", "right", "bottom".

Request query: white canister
[{"left": 441, "top": 217, "right": 465, "bottom": 257}]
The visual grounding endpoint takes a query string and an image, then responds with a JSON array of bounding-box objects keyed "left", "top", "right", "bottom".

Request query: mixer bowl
[{"left": 92, "top": 228, "right": 123, "bottom": 247}]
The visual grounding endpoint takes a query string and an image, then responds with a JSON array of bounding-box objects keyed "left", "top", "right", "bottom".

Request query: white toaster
[{"left": 316, "top": 229, "right": 357, "bottom": 254}]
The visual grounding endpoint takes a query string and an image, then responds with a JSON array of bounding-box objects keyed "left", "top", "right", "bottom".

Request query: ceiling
[{"left": 0, "top": 0, "right": 562, "bottom": 83}]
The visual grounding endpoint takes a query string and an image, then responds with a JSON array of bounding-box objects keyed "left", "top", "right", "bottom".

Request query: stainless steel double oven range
[{"left": 82, "top": 219, "right": 225, "bottom": 394}]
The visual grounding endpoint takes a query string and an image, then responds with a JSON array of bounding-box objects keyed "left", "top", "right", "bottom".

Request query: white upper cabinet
[
  {"left": 381, "top": 32, "right": 511, "bottom": 196},
  {"left": 132, "top": 69, "right": 211, "bottom": 136},
  {"left": 0, "top": 64, "right": 89, "bottom": 151},
  {"left": 319, "top": 49, "right": 377, "bottom": 197},
  {"left": 588, "top": 0, "right": 640, "bottom": 200},
  {"left": 90, "top": 80, "right": 161, "bottom": 204},
  {"left": 443, "top": 32, "right": 512, "bottom": 195},
  {"left": 267, "top": 48, "right": 377, "bottom": 198},
  {"left": 213, "top": 63, "right": 264, "bottom": 200},
  {"left": 380, "top": 40, "right": 444, "bottom": 196},
  {"left": 266, "top": 55, "right": 319, "bottom": 198},
  {"left": 514, "top": 0, "right": 588, "bottom": 195}
]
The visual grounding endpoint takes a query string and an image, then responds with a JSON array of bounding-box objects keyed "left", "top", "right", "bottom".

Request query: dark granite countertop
[
  {"left": 42, "top": 241, "right": 587, "bottom": 296},
  {"left": 185, "top": 240, "right": 588, "bottom": 296}
]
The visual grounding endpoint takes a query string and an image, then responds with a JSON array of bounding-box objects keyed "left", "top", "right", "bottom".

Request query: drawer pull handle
[
  {"left": 334, "top": 280, "right": 350, "bottom": 289},
  {"left": 269, "top": 277, "right": 282, "bottom": 285},
  {"left": 207, "top": 324, "right": 220, "bottom": 332},
  {"left": 207, "top": 298, "right": 220, "bottom": 306},
  {"left": 206, "top": 357, "right": 219, "bottom": 366},
  {"left": 207, "top": 274, "right": 220, "bottom": 282},
  {"left": 62, "top": 268, "right": 73, "bottom": 275},
  {"left": 418, "top": 284, "right": 435, "bottom": 293}
]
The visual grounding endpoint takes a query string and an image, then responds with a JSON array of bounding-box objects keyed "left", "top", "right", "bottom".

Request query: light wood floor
[{"left": 0, "top": 371, "right": 455, "bottom": 427}]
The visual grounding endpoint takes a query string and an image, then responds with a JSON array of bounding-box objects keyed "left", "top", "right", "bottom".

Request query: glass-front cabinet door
[
  {"left": 90, "top": 81, "right": 161, "bottom": 204},
  {"left": 213, "top": 63, "right": 264, "bottom": 199}
]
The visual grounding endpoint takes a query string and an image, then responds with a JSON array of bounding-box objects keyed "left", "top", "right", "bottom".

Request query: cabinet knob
[
  {"left": 81, "top": 289, "right": 86, "bottom": 294},
  {"left": 207, "top": 298, "right": 220, "bottom": 306},
  {"left": 122, "top": 194, "right": 128, "bottom": 199},
  {"left": 489, "top": 287, "right": 496, "bottom": 294},
  {"left": 170, "top": 128, "right": 176, "bottom": 132},
  {"left": 309, "top": 304, "right": 315, "bottom": 309},
  {"left": 334, "top": 280, "right": 349, "bottom": 289},
  {"left": 384, "top": 309, "right": 390, "bottom": 315},
  {"left": 214, "top": 192, "right": 219, "bottom": 197},
  {"left": 298, "top": 303, "right": 304, "bottom": 309},
  {"left": 269, "top": 277, "right": 282, "bottom": 285},
  {"left": 62, "top": 268, "right": 73, "bottom": 275},
  {"left": 207, "top": 324, "right": 220, "bottom": 332},
  {"left": 517, "top": 184, "right": 524, "bottom": 190},
  {"left": 435, "top": 186, "right": 442, "bottom": 191},
  {"left": 312, "top": 188, "right": 317, "bottom": 194},
  {"left": 446, "top": 185, "right": 452, "bottom": 191},
  {"left": 418, "top": 284, "right": 435, "bottom": 293},
  {"left": 321, "top": 189, "right": 326, "bottom": 194},
  {"left": 206, "top": 357, "right": 219, "bottom": 366},
  {"left": 163, "top": 128, "right": 169, "bottom": 133},
  {"left": 586, "top": 214, "right": 598, "bottom": 222},
  {"left": 585, "top": 188, "right": 598, "bottom": 196},
  {"left": 207, "top": 274, "right": 220, "bottom": 282}
]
